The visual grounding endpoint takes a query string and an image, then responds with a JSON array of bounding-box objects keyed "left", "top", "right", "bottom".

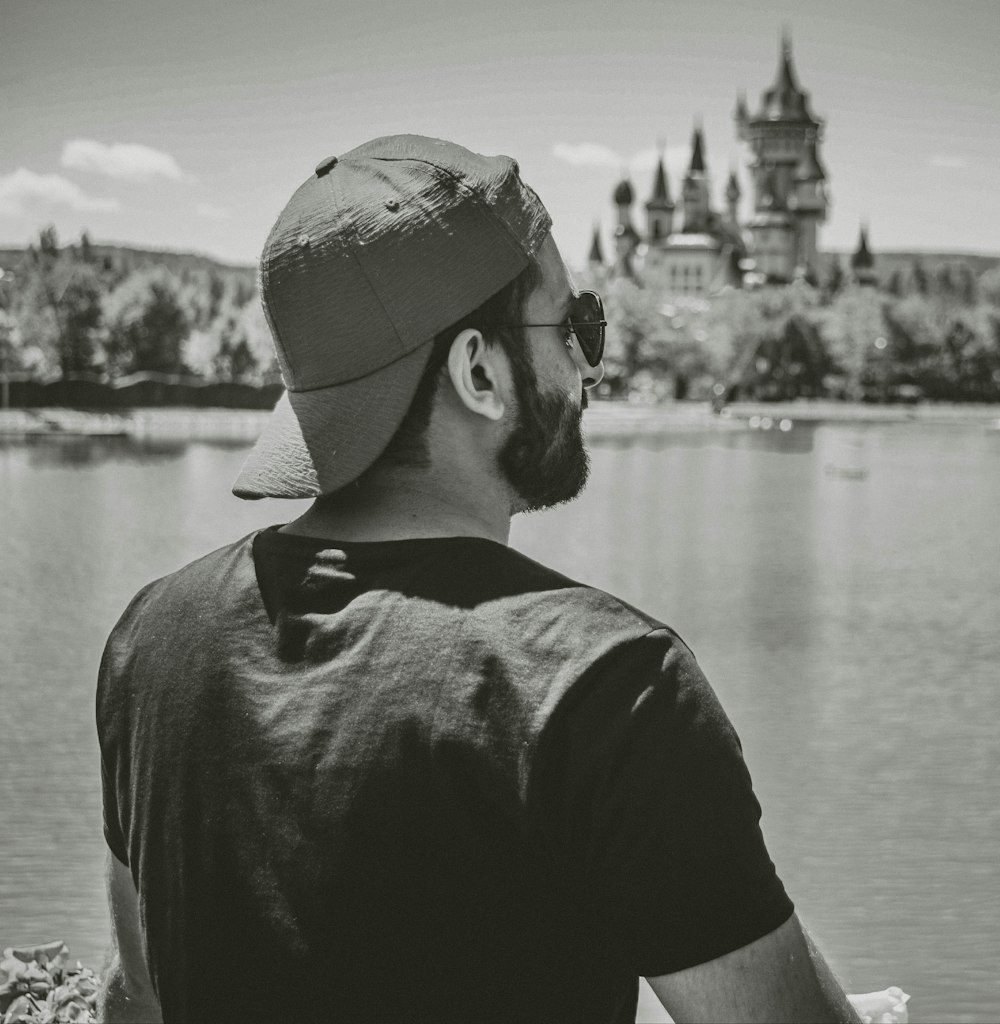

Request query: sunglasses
[{"left": 487, "top": 290, "right": 606, "bottom": 367}]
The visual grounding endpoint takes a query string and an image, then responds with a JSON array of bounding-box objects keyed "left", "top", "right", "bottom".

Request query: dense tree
[
  {"left": 815, "top": 286, "right": 885, "bottom": 399},
  {"left": 910, "top": 259, "right": 930, "bottom": 296},
  {"left": 885, "top": 269, "right": 905, "bottom": 297},
  {"left": 233, "top": 277, "right": 256, "bottom": 308},
  {"left": 598, "top": 278, "right": 667, "bottom": 395},
  {"left": 54, "top": 265, "right": 106, "bottom": 374},
  {"left": 822, "top": 258, "right": 845, "bottom": 299},
  {"left": 978, "top": 267, "right": 1000, "bottom": 309},
  {"left": 952, "top": 262, "right": 978, "bottom": 307},
  {"left": 9, "top": 229, "right": 106, "bottom": 375},
  {"left": 103, "top": 269, "right": 190, "bottom": 375},
  {"left": 183, "top": 300, "right": 276, "bottom": 383}
]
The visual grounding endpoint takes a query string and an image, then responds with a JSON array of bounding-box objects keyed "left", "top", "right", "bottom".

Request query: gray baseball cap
[{"left": 233, "top": 134, "right": 552, "bottom": 499}]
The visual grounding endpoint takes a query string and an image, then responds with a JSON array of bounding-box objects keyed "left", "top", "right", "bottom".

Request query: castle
[{"left": 593, "top": 34, "right": 845, "bottom": 292}]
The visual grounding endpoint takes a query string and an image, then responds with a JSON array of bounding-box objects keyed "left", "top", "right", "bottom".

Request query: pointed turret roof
[
  {"left": 588, "top": 225, "right": 605, "bottom": 265},
  {"left": 613, "top": 177, "right": 634, "bottom": 206},
  {"left": 688, "top": 124, "right": 706, "bottom": 174},
  {"left": 646, "top": 154, "right": 673, "bottom": 208},
  {"left": 753, "top": 33, "right": 820, "bottom": 125},
  {"left": 726, "top": 168, "right": 741, "bottom": 201},
  {"left": 794, "top": 137, "right": 826, "bottom": 181},
  {"left": 735, "top": 91, "right": 749, "bottom": 124},
  {"left": 851, "top": 224, "right": 874, "bottom": 269}
]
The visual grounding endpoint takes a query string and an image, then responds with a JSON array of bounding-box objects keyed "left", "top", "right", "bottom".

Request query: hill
[{"left": 0, "top": 243, "right": 255, "bottom": 284}]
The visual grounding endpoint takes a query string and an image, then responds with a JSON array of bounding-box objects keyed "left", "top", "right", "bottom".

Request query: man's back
[{"left": 98, "top": 527, "right": 793, "bottom": 1023}]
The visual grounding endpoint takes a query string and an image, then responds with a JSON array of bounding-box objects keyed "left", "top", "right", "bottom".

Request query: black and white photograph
[{"left": 1, "top": 1, "right": 997, "bottom": 1021}]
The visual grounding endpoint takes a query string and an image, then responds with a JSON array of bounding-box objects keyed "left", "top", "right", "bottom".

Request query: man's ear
[{"left": 446, "top": 329, "right": 507, "bottom": 422}]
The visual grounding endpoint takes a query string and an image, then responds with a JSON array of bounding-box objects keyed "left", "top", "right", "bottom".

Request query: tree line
[
  {"left": 0, "top": 228, "right": 276, "bottom": 386},
  {"left": 585, "top": 256, "right": 1000, "bottom": 403},
  {"left": 2, "top": 228, "right": 1000, "bottom": 404}
]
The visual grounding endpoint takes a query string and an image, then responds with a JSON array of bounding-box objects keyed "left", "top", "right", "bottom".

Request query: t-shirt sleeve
[
  {"left": 96, "top": 581, "right": 160, "bottom": 870},
  {"left": 531, "top": 627, "right": 793, "bottom": 977},
  {"left": 101, "top": 751, "right": 129, "bottom": 866}
]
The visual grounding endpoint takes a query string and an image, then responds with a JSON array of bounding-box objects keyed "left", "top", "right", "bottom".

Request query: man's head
[
  {"left": 233, "top": 135, "right": 602, "bottom": 513},
  {"left": 358, "top": 233, "right": 602, "bottom": 515}
]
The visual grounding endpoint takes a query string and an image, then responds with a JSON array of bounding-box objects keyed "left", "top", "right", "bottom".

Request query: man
[{"left": 97, "top": 134, "right": 861, "bottom": 1023}]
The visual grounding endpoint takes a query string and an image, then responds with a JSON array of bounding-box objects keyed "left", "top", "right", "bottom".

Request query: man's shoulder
[
  {"left": 470, "top": 543, "right": 696, "bottom": 690},
  {"left": 496, "top": 543, "right": 673, "bottom": 636},
  {"left": 109, "top": 531, "right": 259, "bottom": 638}
]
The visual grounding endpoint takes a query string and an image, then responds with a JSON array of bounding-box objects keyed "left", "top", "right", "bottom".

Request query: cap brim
[{"left": 233, "top": 341, "right": 435, "bottom": 499}]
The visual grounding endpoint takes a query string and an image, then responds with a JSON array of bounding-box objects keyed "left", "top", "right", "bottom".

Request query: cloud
[
  {"left": 554, "top": 141, "right": 694, "bottom": 178},
  {"left": 61, "top": 139, "right": 184, "bottom": 181},
  {"left": 553, "top": 143, "right": 623, "bottom": 169},
  {"left": 928, "top": 154, "right": 968, "bottom": 170},
  {"left": 0, "top": 168, "right": 120, "bottom": 216},
  {"left": 196, "top": 202, "right": 230, "bottom": 221}
]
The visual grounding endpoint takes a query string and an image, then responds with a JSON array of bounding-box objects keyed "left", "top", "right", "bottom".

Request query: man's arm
[
  {"left": 646, "top": 912, "right": 862, "bottom": 1024},
  {"left": 98, "top": 851, "right": 163, "bottom": 1023}
]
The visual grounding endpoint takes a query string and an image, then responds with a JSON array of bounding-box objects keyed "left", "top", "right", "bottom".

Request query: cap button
[{"left": 315, "top": 155, "right": 338, "bottom": 177}]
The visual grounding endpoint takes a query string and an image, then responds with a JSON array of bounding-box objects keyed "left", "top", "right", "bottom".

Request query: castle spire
[
  {"left": 851, "top": 223, "right": 876, "bottom": 285},
  {"left": 753, "top": 30, "right": 819, "bottom": 125},
  {"left": 851, "top": 223, "right": 874, "bottom": 270},
  {"left": 688, "top": 122, "right": 706, "bottom": 175},
  {"left": 776, "top": 26, "right": 799, "bottom": 93},
  {"left": 612, "top": 175, "right": 634, "bottom": 207},
  {"left": 648, "top": 151, "right": 672, "bottom": 206},
  {"left": 725, "top": 166, "right": 741, "bottom": 223},
  {"left": 735, "top": 90, "right": 748, "bottom": 123},
  {"left": 726, "top": 167, "right": 741, "bottom": 202},
  {"left": 588, "top": 224, "right": 605, "bottom": 266},
  {"left": 645, "top": 145, "right": 675, "bottom": 243}
]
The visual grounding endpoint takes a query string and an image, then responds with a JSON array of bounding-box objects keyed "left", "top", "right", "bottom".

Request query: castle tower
[
  {"left": 850, "top": 224, "right": 877, "bottom": 286},
  {"left": 725, "top": 168, "right": 741, "bottom": 224},
  {"left": 612, "top": 176, "right": 639, "bottom": 258},
  {"left": 644, "top": 151, "right": 675, "bottom": 243},
  {"left": 748, "top": 169, "right": 796, "bottom": 280},
  {"left": 609, "top": 176, "right": 640, "bottom": 280},
  {"left": 788, "top": 137, "right": 828, "bottom": 277},
  {"left": 588, "top": 223, "right": 605, "bottom": 269},
  {"left": 681, "top": 123, "right": 712, "bottom": 233},
  {"left": 737, "top": 32, "right": 829, "bottom": 281}
]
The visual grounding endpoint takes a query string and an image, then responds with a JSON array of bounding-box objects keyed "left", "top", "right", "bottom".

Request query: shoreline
[{"left": 0, "top": 399, "right": 997, "bottom": 444}]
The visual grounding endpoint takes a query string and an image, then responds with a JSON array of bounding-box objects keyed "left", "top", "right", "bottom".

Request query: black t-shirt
[{"left": 97, "top": 528, "right": 793, "bottom": 1023}]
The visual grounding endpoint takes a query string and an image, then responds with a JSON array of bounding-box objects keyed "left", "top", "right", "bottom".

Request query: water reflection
[
  {"left": 2, "top": 434, "right": 253, "bottom": 468},
  {"left": 588, "top": 422, "right": 817, "bottom": 455},
  {"left": 718, "top": 421, "right": 817, "bottom": 454}
]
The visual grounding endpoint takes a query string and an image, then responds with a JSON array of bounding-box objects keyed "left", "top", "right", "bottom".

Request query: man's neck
[{"left": 279, "top": 469, "right": 512, "bottom": 546}]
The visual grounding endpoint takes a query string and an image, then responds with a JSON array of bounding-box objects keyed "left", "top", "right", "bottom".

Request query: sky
[{"left": 2, "top": 0, "right": 998, "bottom": 270}]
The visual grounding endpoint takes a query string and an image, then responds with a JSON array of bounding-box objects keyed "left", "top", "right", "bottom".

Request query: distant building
[
  {"left": 850, "top": 225, "right": 877, "bottom": 286},
  {"left": 593, "top": 33, "right": 860, "bottom": 293}
]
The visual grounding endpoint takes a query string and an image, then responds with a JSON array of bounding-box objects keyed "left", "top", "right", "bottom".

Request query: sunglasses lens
[{"left": 570, "top": 292, "right": 605, "bottom": 366}]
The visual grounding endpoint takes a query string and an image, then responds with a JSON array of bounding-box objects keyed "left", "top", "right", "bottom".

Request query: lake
[{"left": 1, "top": 412, "right": 998, "bottom": 1023}]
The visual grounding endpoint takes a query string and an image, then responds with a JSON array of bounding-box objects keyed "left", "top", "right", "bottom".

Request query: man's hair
[{"left": 354, "top": 258, "right": 542, "bottom": 477}]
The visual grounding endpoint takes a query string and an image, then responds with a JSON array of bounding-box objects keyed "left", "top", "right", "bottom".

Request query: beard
[{"left": 499, "top": 365, "right": 590, "bottom": 514}]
